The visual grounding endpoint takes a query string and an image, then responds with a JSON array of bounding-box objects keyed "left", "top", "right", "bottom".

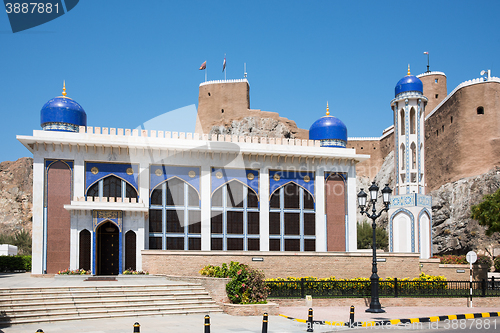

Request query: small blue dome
[
  {"left": 395, "top": 75, "right": 423, "bottom": 97},
  {"left": 40, "top": 85, "right": 87, "bottom": 132},
  {"left": 309, "top": 108, "right": 347, "bottom": 148}
]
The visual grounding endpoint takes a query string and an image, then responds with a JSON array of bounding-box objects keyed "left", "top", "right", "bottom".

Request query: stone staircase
[{"left": 0, "top": 283, "right": 222, "bottom": 325}]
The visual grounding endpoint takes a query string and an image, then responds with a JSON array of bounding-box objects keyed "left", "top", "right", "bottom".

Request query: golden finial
[
  {"left": 62, "top": 81, "right": 67, "bottom": 97},
  {"left": 326, "top": 101, "right": 330, "bottom": 116},
  {"left": 407, "top": 64, "right": 411, "bottom": 76}
]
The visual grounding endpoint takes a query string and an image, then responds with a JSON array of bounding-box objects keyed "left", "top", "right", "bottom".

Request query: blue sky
[{"left": 1, "top": 0, "right": 499, "bottom": 162}]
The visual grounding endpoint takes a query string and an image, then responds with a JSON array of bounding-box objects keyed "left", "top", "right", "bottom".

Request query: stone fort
[{"left": 195, "top": 70, "right": 500, "bottom": 191}]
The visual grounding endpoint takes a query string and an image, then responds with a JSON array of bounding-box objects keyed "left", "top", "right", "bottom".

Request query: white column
[
  {"left": 200, "top": 165, "right": 211, "bottom": 250},
  {"left": 259, "top": 167, "right": 269, "bottom": 251},
  {"left": 32, "top": 153, "right": 44, "bottom": 274},
  {"left": 315, "top": 169, "right": 326, "bottom": 252},
  {"left": 69, "top": 212, "right": 78, "bottom": 270},
  {"left": 138, "top": 162, "right": 149, "bottom": 254},
  {"left": 347, "top": 162, "right": 358, "bottom": 252},
  {"left": 73, "top": 154, "right": 85, "bottom": 198},
  {"left": 136, "top": 213, "right": 144, "bottom": 270}
]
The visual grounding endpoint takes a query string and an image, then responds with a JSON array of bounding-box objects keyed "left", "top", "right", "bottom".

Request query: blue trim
[
  {"left": 86, "top": 163, "right": 138, "bottom": 193},
  {"left": 211, "top": 168, "right": 258, "bottom": 196},
  {"left": 151, "top": 165, "right": 200, "bottom": 194},
  {"left": 389, "top": 208, "right": 415, "bottom": 253},
  {"left": 269, "top": 170, "right": 314, "bottom": 200},
  {"left": 119, "top": 231, "right": 123, "bottom": 275}
]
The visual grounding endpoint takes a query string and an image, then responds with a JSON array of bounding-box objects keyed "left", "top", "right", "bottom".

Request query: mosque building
[
  {"left": 18, "top": 68, "right": 435, "bottom": 275},
  {"left": 18, "top": 81, "right": 370, "bottom": 275}
]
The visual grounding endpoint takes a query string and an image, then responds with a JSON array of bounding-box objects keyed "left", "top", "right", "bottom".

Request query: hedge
[{"left": 0, "top": 255, "right": 32, "bottom": 271}]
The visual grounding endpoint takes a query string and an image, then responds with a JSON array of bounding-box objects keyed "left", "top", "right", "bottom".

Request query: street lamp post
[{"left": 357, "top": 182, "right": 392, "bottom": 313}]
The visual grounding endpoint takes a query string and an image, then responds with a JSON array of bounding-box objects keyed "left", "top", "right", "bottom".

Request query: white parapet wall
[{"left": 0, "top": 244, "right": 18, "bottom": 256}]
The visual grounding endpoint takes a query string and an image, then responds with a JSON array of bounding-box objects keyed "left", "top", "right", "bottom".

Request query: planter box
[{"left": 222, "top": 302, "right": 279, "bottom": 316}]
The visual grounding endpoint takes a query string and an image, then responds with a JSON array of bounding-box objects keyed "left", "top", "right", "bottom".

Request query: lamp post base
[{"left": 365, "top": 307, "right": 386, "bottom": 313}]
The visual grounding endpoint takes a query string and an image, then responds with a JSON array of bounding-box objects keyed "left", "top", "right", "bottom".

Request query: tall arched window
[
  {"left": 400, "top": 143, "right": 406, "bottom": 171},
  {"left": 125, "top": 230, "right": 136, "bottom": 271},
  {"left": 411, "top": 142, "right": 416, "bottom": 169},
  {"left": 410, "top": 108, "right": 416, "bottom": 134},
  {"left": 400, "top": 109, "right": 405, "bottom": 135},
  {"left": 269, "top": 183, "right": 315, "bottom": 252},
  {"left": 149, "top": 178, "right": 201, "bottom": 250},
  {"left": 79, "top": 229, "right": 91, "bottom": 271},
  {"left": 86, "top": 175, "right": 138, "bottom": 200},
  {"left": 211, "top": 180, "right": 259, "bottom": 251}
]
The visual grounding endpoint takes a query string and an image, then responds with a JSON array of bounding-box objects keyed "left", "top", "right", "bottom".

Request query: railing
[{"left": 267, "top": 277, "right": 500, "bottom": 298}]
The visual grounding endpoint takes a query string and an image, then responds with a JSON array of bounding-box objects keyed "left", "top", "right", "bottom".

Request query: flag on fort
[
  {"left": 222, "top": 57, "right": 226, "bottom": 72},
  {"left": 199, "top": 61, "right": 207, "bottom": 70},
  {"left": 423, "top": 52, "right": 429, "bottom": 54}
]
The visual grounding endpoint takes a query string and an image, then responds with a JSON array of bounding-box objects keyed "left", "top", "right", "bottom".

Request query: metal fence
[{"left": 267, "top": 277, "right": 500, "bottom": 298}]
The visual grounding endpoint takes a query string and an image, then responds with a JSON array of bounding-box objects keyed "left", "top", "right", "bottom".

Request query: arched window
[
  {"left": 211, "top": 180, "right": 259, "bottom": 251},
  {"left": 269, "top": 183, "right": 315, "bottom": 252},
  {"left": 79, "top": 229, "right": 91, "bottom": 271},
  {"left": 477, "top": 106, "right": 484, "bottom": 115},
  {"left": 400, "top": 109, "right": 405, "bottom": 135},
  {"left": 410, "top": 108, "right": 416, "bottom": 134},
  {"left": 149, "top": 178, "right": 201, "bottom": 250},
  {"left": 411, "top": 142, "right": 416, "bottom": 170},
  {"left": 125, "top": 230, "right": 136, "bottom": 271},
  {"left": 400, "top": 144, "right": 405, "bottom": 171},
  {"left": 86, "top": 175, "right": 138, "bottom": 200}
]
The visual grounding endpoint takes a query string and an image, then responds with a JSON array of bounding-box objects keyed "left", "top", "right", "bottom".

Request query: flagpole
[{"left": 205, "top": 63, "right": 207, "bottom": 82}]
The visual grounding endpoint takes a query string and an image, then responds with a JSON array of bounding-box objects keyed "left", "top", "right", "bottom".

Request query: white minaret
[
  {"left": 388, "top": 65, "right": 432, "bottom": 259},
  {"left": 391, "top": 65, "right": 428, "bottom": 195}
]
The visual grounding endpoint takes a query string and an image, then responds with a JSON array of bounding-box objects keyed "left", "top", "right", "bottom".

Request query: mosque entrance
[{"left": 96, "top": 221, "right": 119, "bottom": 275}]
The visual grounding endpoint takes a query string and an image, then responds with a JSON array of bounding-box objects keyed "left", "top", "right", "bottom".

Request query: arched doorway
[
  {"left": 125, "top": 230, "right": 136, "bottom": 271},
  {"left": 96, "top": 221, "right": 119, "bottom": 275}
]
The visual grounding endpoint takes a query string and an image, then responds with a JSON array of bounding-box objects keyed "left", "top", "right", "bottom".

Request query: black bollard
[
  {"left": 204, "top": 314, "right": 210, "bottom": 333},
  {"left": 133, "top": 322, "right": 140, "bottom": 333},
  {"left": 307, "top": 307, "right": 314, "bottom": 332},
  {"left": 36, "top": 330, "right": 43, "bottom": 333},
  {"left": 262, "top": 312, "right": 268, "bottom": 333},
  {"left": 349, "top": 305, "right": 355, "bottom": 327}
]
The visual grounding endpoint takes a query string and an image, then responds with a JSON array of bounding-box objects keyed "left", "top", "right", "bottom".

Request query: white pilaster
[
  {"left": 259, "top": 167, "right": 269, "bottom": 251},
  {"left": 32, "top": 153, "right": 44, "bottom": 274},
  {"left": 200, "top": 165, "right": 211, "bottom": 250},
  {"left": 315, "top": 169, "right": 326, "bottom": 252},
  {"left": 347, "top": 162, "right": 358, "bottom": 252}
]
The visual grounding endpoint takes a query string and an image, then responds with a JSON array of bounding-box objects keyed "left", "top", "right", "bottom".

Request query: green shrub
[
  {"left": 200, "top": 261, "right": 269, "bottom": 304},
  {"left": 0, "top": 255, "right": 31, "bottom": 271},
  {"left": 494, "top": 256, "right": 500, "bottom": 272}
]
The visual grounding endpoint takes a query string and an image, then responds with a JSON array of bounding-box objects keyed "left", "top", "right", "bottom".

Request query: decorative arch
[
  {"left": 211, "top": 178, "right": 259, "bottom": 201},
  {"left": 151, "top": 175, "right": 200, "bottom": 200},
  {"left": 410, "top": 142, "right": 417, "bottom": 170},
  {"left": 400, "top": 109, "right": 405, "bottom": 135},
  {"left": 269, "top": 181, "right": 315, "bottom": 203},
  {"left": 410, "top": 107, "right": 416, "bottom": 134},
  {"left": 389, "top": 208, "right": 415, "bottom": 253},
  {"left": 86, "top": 173, "right": 138, "bottom": 198},
  {"left": 400, "top": 143, "right": 406, "bottom": 171},
  {"left": 79, "top": 229, "right": 91, "bottom": 271},
  {"left": 418, "top": 208, "right": 432, "bottom": 257}
]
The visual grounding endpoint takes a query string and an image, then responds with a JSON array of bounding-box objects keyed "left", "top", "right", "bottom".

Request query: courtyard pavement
[{"left": 1, "top": 273, "right": 499, "bottom": 332}]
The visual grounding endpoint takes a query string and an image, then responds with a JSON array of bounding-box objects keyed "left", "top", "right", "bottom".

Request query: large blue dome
[
  {"left": 40, "top": 84, "right": 87, "bottom": 132},
  {"left": 309, "top": 104, "right": 347, "bottom": 148},
  {"left": 395, "top": 71, "right": 423, "bottom": 97}
]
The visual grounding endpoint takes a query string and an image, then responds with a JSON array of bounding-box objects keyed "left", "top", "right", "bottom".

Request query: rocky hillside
[
  {"left": 209, "top": 116, "right": 297, "bottom": 138},
  {"left": 0, "top": 157, "right": 33, "bottom": 236},
  {"left": 430, "top": 167, "right": 500, "bottom": 255}
]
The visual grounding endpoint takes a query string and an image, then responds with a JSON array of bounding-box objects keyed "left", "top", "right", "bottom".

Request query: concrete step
[
  {"left": 0, "top": 307, "right": 223, "bottom": 325},
  {"left": 0, "top": 281, "right": 222, "bottom": 325}
]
